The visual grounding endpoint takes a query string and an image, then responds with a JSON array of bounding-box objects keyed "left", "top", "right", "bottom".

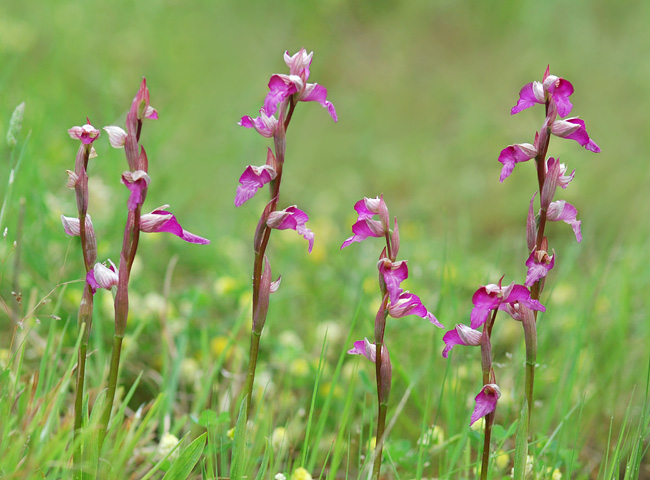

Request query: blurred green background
[{"left": 2, "top": 0, "right": 649, "bottom": 476}]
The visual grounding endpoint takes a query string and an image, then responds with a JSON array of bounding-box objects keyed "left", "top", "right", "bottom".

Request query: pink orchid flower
[
  {"left": 238, "top": 108, "right": 279, "bottom": 138},
  {"left": 388, "top": 291, "right": 442, "bottom": 327},
  {"left": 140, "top": 206, "right": 210, "bottom": 244},
  {"left": 525, "top": 248, "right": 555, "bottom": 287},
  {"left": 235, "top": 164, "right": 277, "bottom": 207},
  {"left": 511, "top": 66, "right": 574, "bottom": 117},
  {"left": 442, "top": 324, "right": 482, "bottom": 358},
  {"left": 86, "top": 259, "right": 119, "bottom": 294},
  {"left": 470, "top": 279, "right": 544, "bottom": 329},
  {"left": 348, "top": 338, "right": 392, "bottom": 402},
  {"left": 341, "top": 196, "right": 390, "bottom": 248},
  {"left": 68, "top": 120, "right": 101, "bottom": 145},
  {"left": 470, "top": 384, "right": 501, "bottom": 426},
  {"left": 262, "top": 48, "right": 337, "bottom": 122},
  {"left": 498, "top": 141, "right": 538, "bottom": 182},
  {"left": 266, "top": 206, "right": 314, "bottom": 252},
  {"left": 546, "top": 200, "right": 582, "bottom": 242},
  {"left": 545, "top": 157, "right": 575, "bottom": 189},
  {"left": 551, "top": 117, "right": 600, "bottom": 152},
  {"left": 377, "top": 259, "right": 408, "bottom": 304},
  {"left": 121, "top": 170, "right": 151, "bottom": 211}
]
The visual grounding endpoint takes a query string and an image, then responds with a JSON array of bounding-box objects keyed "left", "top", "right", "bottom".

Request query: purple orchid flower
[
  {"left": 377, "top": 258, "right": 408, "bottom": 303},
  {"left": 68, "top": 120, "right": 101, "bottom": 145},
  {"left": 348, "top": 338, "right": 392, "bottom": 402},
  {"left": 140, "top": 206, "right": 210, "bottom": 244},
  {"left": 498, "top": 139, "right": 538, "bottom": 182},
  {"left": 238, "top": 108, "right": 279, "bottom": 138},
  {"left": 389, "top": 291, "right": 443, "bottom": 327},
  {"left": 470, "top": 384, "right": 501, "bottom": 426},
  {"left": 511, "top": 66, "right": 574, "bottom": 117},
  {"left": 348, "top": 337, "right": 379, "bottom": 362},
  {"left": 341, "top": 196, "right": 390, "bottom": 249},
  {"left": 235, "top": 164, "right": 277, "bottom": 207},
  {"left": 262, "top": 48, "right": 337, "bottom": 121},
  {"left": 525, "top": 248, "right": 555, "bottom": 287},
  {"left": 546, "top": 200, "right": 582, "bottom": 242},
  {"left": 266, "top": 205, "right": 314, "bottom": 252},
  {"left": 470, "top": 279, "right": 545, "bottom": 329},
  {"left": 545, "top": 157, "right": 575, "bottom": 190},
  {"left": 86, "top": 259, "right": 119, "bottom": 294},
  {"left": 551, "top": 117, "right": 600, "bottom": 152},
  {"left": 121, "top": 170, "right": 151, "bottom": 211},
  {"left": 441, "top": 324, "right": 482, "bottom": 358}
]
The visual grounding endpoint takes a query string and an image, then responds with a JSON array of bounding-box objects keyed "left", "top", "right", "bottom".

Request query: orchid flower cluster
[
  {"left": 342, "top": 196, "right": 443, "bottom": 479},
  {"left": 441, "top": 67, "right": 599, "bottom": 477},
  {"left": 62, "top": 79, "right": 208, "bottom": 448},
  {"left": 236, "top": 48, "right": 337, "bottom": 417}
]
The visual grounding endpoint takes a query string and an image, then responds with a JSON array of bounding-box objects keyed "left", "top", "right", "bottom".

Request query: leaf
[
  {"left": 230, "top": 397, "right": 249, "bottom": 480},
  {"left": 162, "top": 432, "right": 207, "bottom": 480},
  {"left": 513, "top": 397, "right": 529, "bottom": 480}
]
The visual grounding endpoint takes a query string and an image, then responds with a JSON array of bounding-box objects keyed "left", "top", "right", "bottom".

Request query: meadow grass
[{"left": 2, "top": 0, "right": 650, "bottom": 478}]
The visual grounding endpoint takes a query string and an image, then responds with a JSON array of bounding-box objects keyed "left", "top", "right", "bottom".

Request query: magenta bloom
[
  {"left": 262, "top": 48, "right": 337, "bottom": 122},
  {"left": 377, "top": 259, "right": 408, "bottom": 303},
  {"left": 68, "top": 121, "right": 101, "bottom": 145},
  {"left": 525, "top": 248, "right": 555, "bottom": 287},
  {"left": 545, "top": 158, "right": 575, "bottom": 190},
  {"left": 470, "top": 279, "right": 544, "bottom": 329},
  {"left": 86, "top": 259, "right": 119, "bottom": 294},
  {"left": 341, "top": 197, "right": 389, "bottom": 249},
  {"left": 348, "top": 337, "right": 379, "bottom": 363},
  {"left": 348, "top": 338, "right": 392, "bottom": 402},
  {"left": 121, "top": 170, "right": 150, "bottom": 211},
  {"left": 442, "top": 324, "right": 482, "bottom": 358},
  {"left": 389, "top": 291, "right": 443, "bottom": 327},
  {"left": 546, "top": 200, "right": 582, "bottom": 242},
  {"left": 551, "top": 117, "right": 600, "bottom": 153},
  {"left": 498, "top": 142, "right": 537, "bottom": 182},
  {"left": 511, "top": 67, "right": 574, "bottom": 117},
  {"left": 266, "top": 206, "right": 314, "bottom": 252},
  {"left": 235, "top": 164, "right": 277, "bottom": 207},
  {"left": 238, "top": 108, "right": 279, "bottom": 138},
  {"left": 140, "top": 207, "right": 210, "bottom": 244},
  {"left": 470, "top": 384, "right": 501, "bottom": 426}
]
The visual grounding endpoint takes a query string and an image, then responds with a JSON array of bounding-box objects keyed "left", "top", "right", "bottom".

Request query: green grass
[{"left": 2, "top": 0, "right": 650, "bottom": 478}]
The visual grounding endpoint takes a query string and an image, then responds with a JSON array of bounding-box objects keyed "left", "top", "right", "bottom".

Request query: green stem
[
  {"left": 373, "top": 402, "right": 388, "bottom": 480},
  {"left": 522, "top": 309, "right": 537, "bottom": 426},
  {"left": 98, "top": 335, "right": 124, "bottom": 450},
  {"left": 243, "top": 331, "right": 261, "bottom": 417},
  {"left": 480, "top": 410, "right": 496, "bottom": 480},
  {"left": 479, "top": 310, "right": 497, "bottom": 479}
]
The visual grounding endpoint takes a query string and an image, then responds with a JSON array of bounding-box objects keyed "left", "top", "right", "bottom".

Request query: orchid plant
[
  {"left": 441, "top": 66, "right": 599, "bottom": 478},
  {"left": 342, "top": 196, "right": 443, "bottom": 480},
  {"left": 63, "top": 80, "right": 209, "bottom": 461},
  {"left": 236, "top": 48, "right": 337, "bottom": 418}
]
